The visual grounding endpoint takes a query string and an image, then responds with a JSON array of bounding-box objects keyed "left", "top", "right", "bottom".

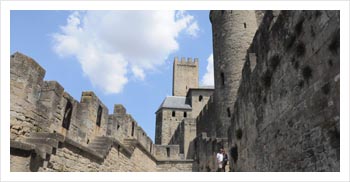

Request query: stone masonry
[
  {"left": 10, "top": 52, "right": 193, "bottom": 172},
  {"left": 172, "top": 57, "right": 199, "bottom": 97},
  {"left": 210, "top": 10, "right": 259, "bottom": 138},
  {"left": 228, "top": 10, "right": 340, "bottom": 172},
  {"left": 10, "top": 10, "right": 340, "bottom": 172}
]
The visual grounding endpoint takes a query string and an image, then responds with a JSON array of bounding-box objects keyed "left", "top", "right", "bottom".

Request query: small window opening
[
  {"left": 166, "top": 147, "right": 170, "bottom": 157},
  {"left": 172, "top": 111, "right": 176, "bottom": 117},
  {"left": 87, "top": 139, "right": 90, "bottom": 144},
  {"left": 131, "top": 122, "right": 135, "bottom": 136},
  {"left": 184, "top": 112, "right": 187, "bottom": 118},
  {"left": 227, "top": 107, "right": 231, "bottom": 117},
  {"left": 221, "top": 72, "right": 225, "bottom": 86},
  {"left": 117, "top": 124, "right": 120, "bottom": 130},
  {"left": 199, "top": 95, "right": 203, "bottom": 102},
  {"left": 244, "top": 22, "right": 247, "bottom": 28},
  {"left": 96, "top": 105, "right": 102, "bottom": 127},
  {"left": 62, "top": 100, "right": 73, "bottom": 130}
]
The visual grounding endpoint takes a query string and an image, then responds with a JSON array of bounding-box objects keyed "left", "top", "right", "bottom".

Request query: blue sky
[{"left": 10, "top": 10, "right": 213, "bottom": 141}]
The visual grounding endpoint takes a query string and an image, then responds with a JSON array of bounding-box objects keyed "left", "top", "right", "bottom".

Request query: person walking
[
  {"left": 216, "top": 148, "right": 224, "bottom": 172},
  {"left": 222, "top": 149, "right": 228, "bottom": 172}
]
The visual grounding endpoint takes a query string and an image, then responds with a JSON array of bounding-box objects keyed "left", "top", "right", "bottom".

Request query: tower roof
[{"left": 157, "top": 96, "right": 192, "bottom": 112}]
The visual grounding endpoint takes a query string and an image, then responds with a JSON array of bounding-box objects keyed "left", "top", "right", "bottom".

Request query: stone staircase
[
  {"left": 87, "top": 136, "right": 114, "bottom": 157},
  {"left": 23, "top": 132, "right": 133, "bottom": 162},
  {"left": 123, "top": 138, "right": 137, "bottom": 151}
]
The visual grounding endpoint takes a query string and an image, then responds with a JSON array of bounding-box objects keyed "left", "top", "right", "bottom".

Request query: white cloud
[
  {"left": 186, "top": 22, "right": 199, "bottom": 37},
  {"left": 201, "top": 53, "right": 214, "bottom": 86},
  {"left": 52, "top": 11, "right": 199, "bottom": 94}
]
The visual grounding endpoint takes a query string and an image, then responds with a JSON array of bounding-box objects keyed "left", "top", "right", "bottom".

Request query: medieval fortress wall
[
  {"left": 10, "top": 53, "right": 192, "bottom": 172},
  {"left": 228, "top": 10, "right": 340, "bottom": 172},
  {"left": 10, "top": 10, "right": 340, "bottom": 172},
  {"left": 194, "top": 10, "right": 339, "bottom": 172}
]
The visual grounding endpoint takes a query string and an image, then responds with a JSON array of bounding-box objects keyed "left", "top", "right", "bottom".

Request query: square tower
[{"left": 172, "top": 57, "right": 199, "bottom": 96}]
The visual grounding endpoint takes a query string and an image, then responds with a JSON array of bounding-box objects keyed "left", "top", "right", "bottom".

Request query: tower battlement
[{"left": 174, "top": 57, "right": 198, "bottom": 66}]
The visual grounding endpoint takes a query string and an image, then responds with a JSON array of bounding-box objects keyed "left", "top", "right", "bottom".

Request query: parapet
[
  {"left": 11, "top": 52, "right": 46, "bottom": 78},
  {"left": 114, "top": 104, "right": 126, "bottom": 115},
  {"left": 80, "top": 91, "right": 98, "bottom": 103},
  {"left": 174, "top": 57, "right": 198, "bottom": 66},
  {"left": 41, "top": 81, "right": 64, "bottom": 97}
]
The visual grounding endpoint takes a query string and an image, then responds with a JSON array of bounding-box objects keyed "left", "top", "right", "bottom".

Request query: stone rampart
[
  {"left": 10, "top": 52, "right": 192, "bottom": 171},
  {"left": 228, "top": 10, "right": 340, "bottom": 171}
]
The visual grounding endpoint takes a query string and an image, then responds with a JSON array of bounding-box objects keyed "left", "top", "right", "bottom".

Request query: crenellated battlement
[
  {"left": 174, "top": 57, "right": 198, "bottom": 66},
  {"left": 10, "top": 52, "right": 193, "bottom": 172}
]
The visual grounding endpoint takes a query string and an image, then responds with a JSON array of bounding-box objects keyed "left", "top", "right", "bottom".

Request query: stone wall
[
  {"left": 192, "top": 134, "right": 228, "bottom": 172},
  {"left": 108, "top": 104, "right": 153, "bottom": 153},
  {"left": 157, "top": 160, "right": 193, "bottom": 172},
  {"left": 196, "top": 97, "right": 216, "bottom": 137},
  {"left": 183, "top": 119, "right": 197, "bottom": 159},
  {"left": 155, "top": 108, "right": 192, "bottom": 145},
  {"left": 10, "top": 53, "right": 48, "bottom": 141},
  {"left": 78, "top": 91, "right": 109, "bottom": 142},
  {"left": 153, "top": 145, "right": 182, "bottom": 160},
  {"left": 228, "top": 10, "right": 340, "bottom": 171},
  {"left": 10, "top": 52, "right": 193, "bottom": 172},
  {"left": 169, "top": 118, "right": 196, "bottom": 159},
  {"left": 186, "top": 88, "right": 214, "bottom": 118},
  {"left": 42, "top": 141, "right": 157, "bottom": 172},
  {"left": 10, "top": 141, "right": 37, "bottom": 172}
]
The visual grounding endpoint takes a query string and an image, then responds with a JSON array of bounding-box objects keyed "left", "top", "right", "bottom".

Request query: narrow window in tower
[
  {"left": 62, "top": 100, "right": 73, "bottom": 130},
  {"left": 184, "top": 112, "right": 187, "bottom": 118},
  {"left": 221, "top": 72, "right": 225, "bottom": 86},
  {"left": 96, "top": 105, "right": 102, "bottom": 127},
  {"left": 131, "top": 122, "right": 135, "bottom": 136},
  {"left": 244, "top": 22, "right": 247, "bottom": 29},
  {"left": 199, "top": 95, "right": 203, "bottom": 102},
  {"left": 172, "top": 111, "right": 176, "bottom": 117},
  {"left": 227, "top": 107, "right": 231, "bottom": 117},
  {"left": 166, "top": 147, "right": 170, "bottom": 157}
]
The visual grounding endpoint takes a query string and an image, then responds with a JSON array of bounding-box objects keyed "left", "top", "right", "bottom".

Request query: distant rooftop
[{"left": 157, "top": 96, "right": 192, "bottom": 112}]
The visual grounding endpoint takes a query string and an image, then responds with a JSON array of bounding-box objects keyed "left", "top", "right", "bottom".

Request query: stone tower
[
  {"left": 210, "top": 10, "right": 259, "bottom": 138},
  {"left": 172, "top": 57, "right": 199, "bottom": 96}
]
